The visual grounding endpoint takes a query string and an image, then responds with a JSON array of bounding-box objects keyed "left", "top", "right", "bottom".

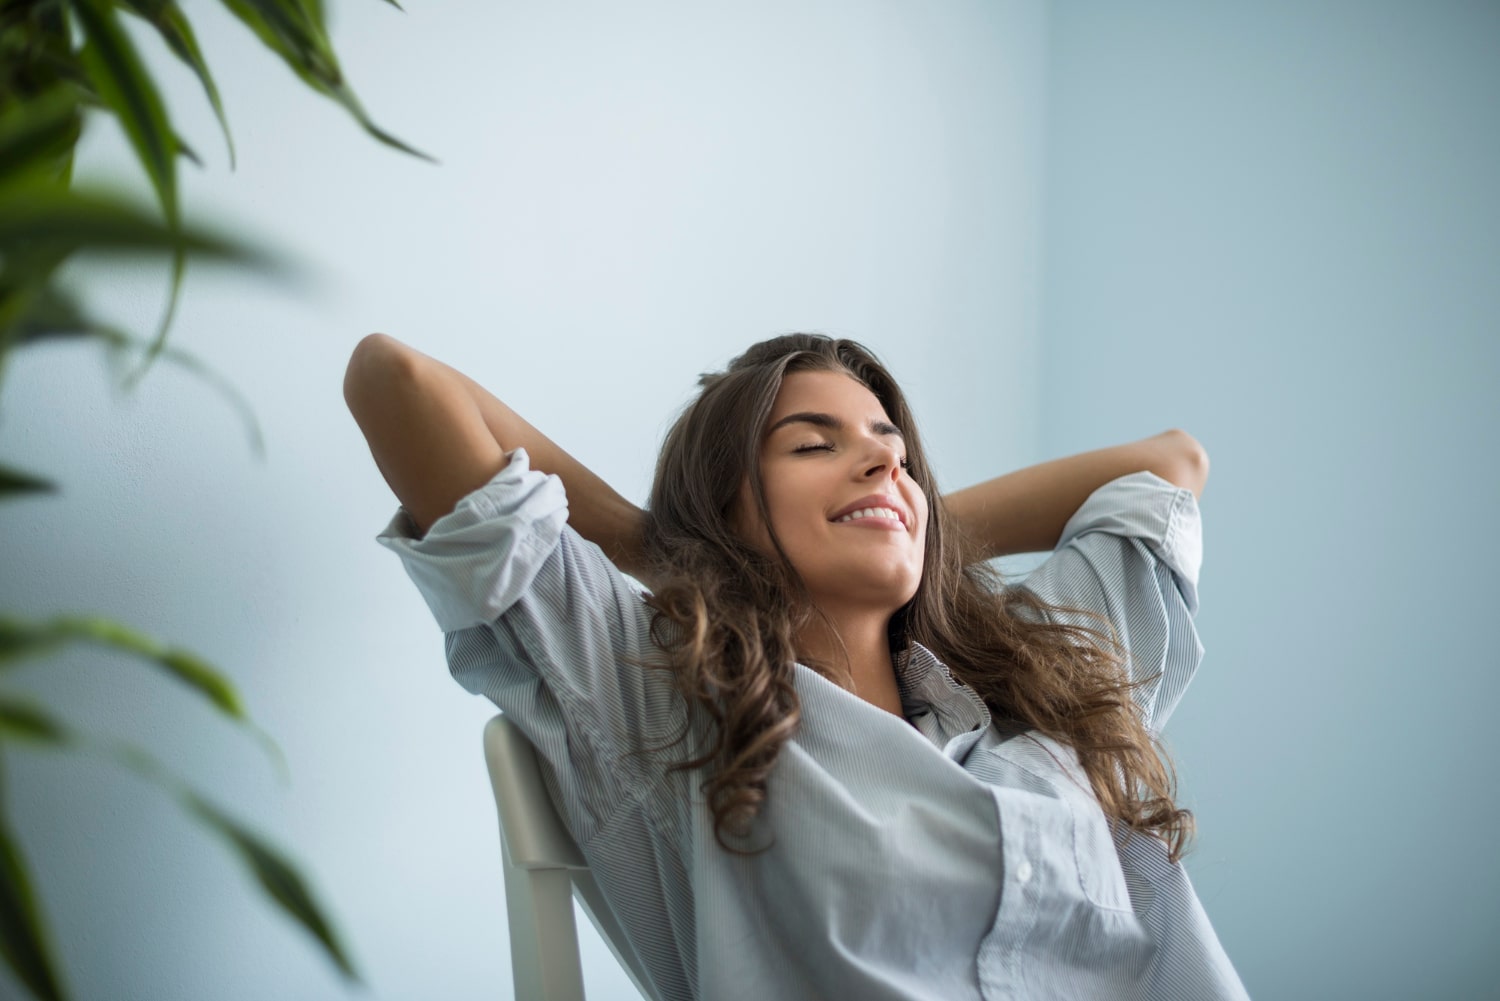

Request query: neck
[{"left": 795, "top": 607, "right": 905, "bottom": 718}]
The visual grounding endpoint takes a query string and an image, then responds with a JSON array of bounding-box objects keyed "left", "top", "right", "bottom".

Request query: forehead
[{"left": 767, "top": 370, "right": 890, "bottom": 424}]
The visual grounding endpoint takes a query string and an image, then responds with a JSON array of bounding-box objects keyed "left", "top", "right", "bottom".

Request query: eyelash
[{"left": 793, "top": 442, "right": 911, "bottom": 469}]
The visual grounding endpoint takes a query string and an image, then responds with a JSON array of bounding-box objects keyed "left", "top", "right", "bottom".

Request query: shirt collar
[{"left": 895, "top": 641, "right": 992, "bottom": 738}]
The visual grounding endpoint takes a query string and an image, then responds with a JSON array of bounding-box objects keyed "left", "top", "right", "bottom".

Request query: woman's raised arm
[
  {"left": 344, "top": 333, "right": 649, "bottom": 579},
  {"left": 941, "top": 429, "right": 1209, "bottom": 561}
]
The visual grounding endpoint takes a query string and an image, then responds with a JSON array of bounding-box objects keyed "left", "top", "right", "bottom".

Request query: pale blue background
[{"left": 1, "top": 1, "right": 1495, "bottom": 999}]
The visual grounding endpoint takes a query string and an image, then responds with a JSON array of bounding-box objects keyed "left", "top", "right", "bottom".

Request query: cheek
[
  {"left": 910, "top": 490, "right": 932, "bottom": 536},
  {"left": 753, "top": 496, "right": 795, "bottom": 550},
  {"left": 753, "top": 469, "right": 794, "bottom": 531}
]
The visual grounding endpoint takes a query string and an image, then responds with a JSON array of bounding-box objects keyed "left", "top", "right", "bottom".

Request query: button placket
[{"left": 978, "top": 789, "right": 1045, "bottom": 1001}]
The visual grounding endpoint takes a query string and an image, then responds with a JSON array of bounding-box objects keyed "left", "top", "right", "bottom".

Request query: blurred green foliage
[{"left": 0, "top": 0, "right": 429, "bottom": 996}]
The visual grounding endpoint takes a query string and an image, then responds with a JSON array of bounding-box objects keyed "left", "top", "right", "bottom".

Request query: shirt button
[{"left": 1016, "top": 861, "right": 1033, "bottom": 884}]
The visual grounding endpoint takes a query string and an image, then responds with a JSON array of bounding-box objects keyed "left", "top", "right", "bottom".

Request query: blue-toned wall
[
  {"left": 0, "top": 1, "right": 1045, "bottom": 998},
  {"left": 1040, "top": 3, "right": 1499, "bottom": 998},
  {"left": 4, "top": 1, "right": 1495, "bottom": 998}
]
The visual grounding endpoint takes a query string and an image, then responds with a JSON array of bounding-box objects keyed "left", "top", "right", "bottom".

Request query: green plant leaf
[
  {"left": 0, "top": 84, "right": 83, "bottom": 183},
  {"left": 0, "top": 703, "right": 356, "bottom": 984},
  {"left": 0, "top": 624, "right": 62, "bottom": 666},
  {"left": 320, "top": 74, "right": 433, "bottom": 162},
  {"left": 0, "top": 615, "right": 290, "bottom": 783},
  {"left": 115, "top": 0, "right": 237, "bottom": 169},
  {"left": 10, "top": 281, "right": 136, "bottom": 349},
  {"left": 182, "top": 794, "right": 360, "bottom": 982},
  {"left": 173, "top": 128, "right": 202, "bottom": 168},
  {"left": 217, "top": 0, "right": 434, "bottom": 162},
  {"left": 0, "top": 182, "right": 294, "bottom": 400},
  {"left": 15, "top": 283, "right": 267, "bottom": 461},
  {"left": 0, "top": 702, "right": 68, "bottom": 745},
  {"left": 0, "top": 465, "right": 57, "bottom": 498},
  {"left": 68, "top": 0, "right": 185, "bottom": 373},
  {"left": 0, "top": 182, "right": 276, "bottom": 264},
  {"left": 217, "top": 0, "right": 339, "bottom": 89},
  {"left": 68, "top": 0, "right": 176, "bottom": 218},
  {"left": 0, "top": 775, "right": 68, "bottom": 1001},
  {"left": 0, "top": 616, "right": 245, "bottom": 720},
  {"left": 0, "top": 183, "right": 275, "bottom": 397},
  {"left": 0, "top": 0, "right": 86, "bottom": 110}
]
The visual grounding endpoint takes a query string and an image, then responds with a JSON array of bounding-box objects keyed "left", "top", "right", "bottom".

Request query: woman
[{"left": 346, "top": 331, "right": 1248, "bottom": 1000}]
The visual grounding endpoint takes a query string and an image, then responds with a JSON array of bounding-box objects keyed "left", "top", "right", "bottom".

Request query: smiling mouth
[{"left": 831, "top": 508, "right": 906, "bottom": 530}]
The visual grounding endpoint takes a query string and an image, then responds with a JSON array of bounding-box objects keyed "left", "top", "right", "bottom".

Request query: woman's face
[{"left": 735, "top": 369, "right": 929, "bottom": 617}]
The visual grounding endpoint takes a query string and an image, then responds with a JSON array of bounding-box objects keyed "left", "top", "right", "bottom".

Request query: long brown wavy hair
[{"left": 634, "top": 333, "right": 1194, "bottom": 861}]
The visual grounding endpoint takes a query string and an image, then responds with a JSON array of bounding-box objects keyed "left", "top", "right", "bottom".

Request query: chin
[{"left": 819, "top": 569, "right": 922, "bottom": 610}]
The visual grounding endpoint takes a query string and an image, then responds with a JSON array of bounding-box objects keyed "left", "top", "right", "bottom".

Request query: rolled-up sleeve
[
  {"left": 1015, "top": 470, "right": 1205, "bottom": 733},
  {"left": 376, "top": 447, "right": 571, "bottom": 633},
  {"left": 376, "top": 447, "right": 678, "bottom": 844}
]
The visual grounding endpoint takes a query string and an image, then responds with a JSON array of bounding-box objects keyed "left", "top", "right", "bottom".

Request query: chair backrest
[{"left": 482, "top": 714, "right": 657, "bottom": 1001}]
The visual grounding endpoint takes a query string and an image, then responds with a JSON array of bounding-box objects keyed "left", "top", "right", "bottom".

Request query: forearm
[
  {"left": 441, "top": 360, "right": 650, "bottom": 580},
  {"left": 358, "top": 336, "right": 649, "bottom": 580},
  {"left": 941, "top": 430, "right": 1208, "bottom": 560}
]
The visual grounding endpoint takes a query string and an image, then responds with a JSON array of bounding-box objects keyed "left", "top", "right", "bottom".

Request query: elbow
[
  {"left": 1163, "top": 429, "right": 1209, "bottom": 500},
  {"left": 344, "top": 333, "right": 418, "bottom": 419}
]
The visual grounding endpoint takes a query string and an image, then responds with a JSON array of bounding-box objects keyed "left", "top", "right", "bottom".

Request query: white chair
[{"left": 482, "top": 714, "right": 657, "bottom": 1001}]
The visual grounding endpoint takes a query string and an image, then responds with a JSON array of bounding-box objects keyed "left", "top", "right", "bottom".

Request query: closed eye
[{"left": 794, "top": 441, "right": 912, "bottom": 470}]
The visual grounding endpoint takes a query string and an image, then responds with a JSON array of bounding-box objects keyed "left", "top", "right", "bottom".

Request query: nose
[{"left": 860, "top": 440, "right": 904, "bottom": 482}]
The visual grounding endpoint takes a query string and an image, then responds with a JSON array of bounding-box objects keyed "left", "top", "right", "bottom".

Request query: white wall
[
  {"left": 1040, "top": 2, "right": 1500, "bottom": 998},
  {"left": 0, "top": 1, "right": 1046, "bottom": 998}
]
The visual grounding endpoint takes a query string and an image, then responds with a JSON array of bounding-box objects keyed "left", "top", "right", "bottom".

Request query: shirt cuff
[
  {"left": 374, "top": 447, "right": 570, "bottom": 632},
  {"left": 1056, "top": 470, "right": 1203, "bottom": 615}
]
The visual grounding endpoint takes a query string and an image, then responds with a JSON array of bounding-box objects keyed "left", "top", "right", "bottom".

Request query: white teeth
[{"left": 836, "top": 507, "right": 901, "bottom": 524}]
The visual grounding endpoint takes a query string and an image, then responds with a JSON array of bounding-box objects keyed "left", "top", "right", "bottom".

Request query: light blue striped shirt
[{"left": 377, "top": 448, "right": 1249, "bottom": 1000}]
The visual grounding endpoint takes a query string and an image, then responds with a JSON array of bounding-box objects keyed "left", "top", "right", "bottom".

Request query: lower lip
[{"left": 831, "top": 517, "right": 905, "bottom": 531}]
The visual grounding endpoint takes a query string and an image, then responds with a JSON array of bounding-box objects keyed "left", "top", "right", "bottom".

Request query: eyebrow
[{"left": 765, "top": 411, "right": 904, "bottom": 440}]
